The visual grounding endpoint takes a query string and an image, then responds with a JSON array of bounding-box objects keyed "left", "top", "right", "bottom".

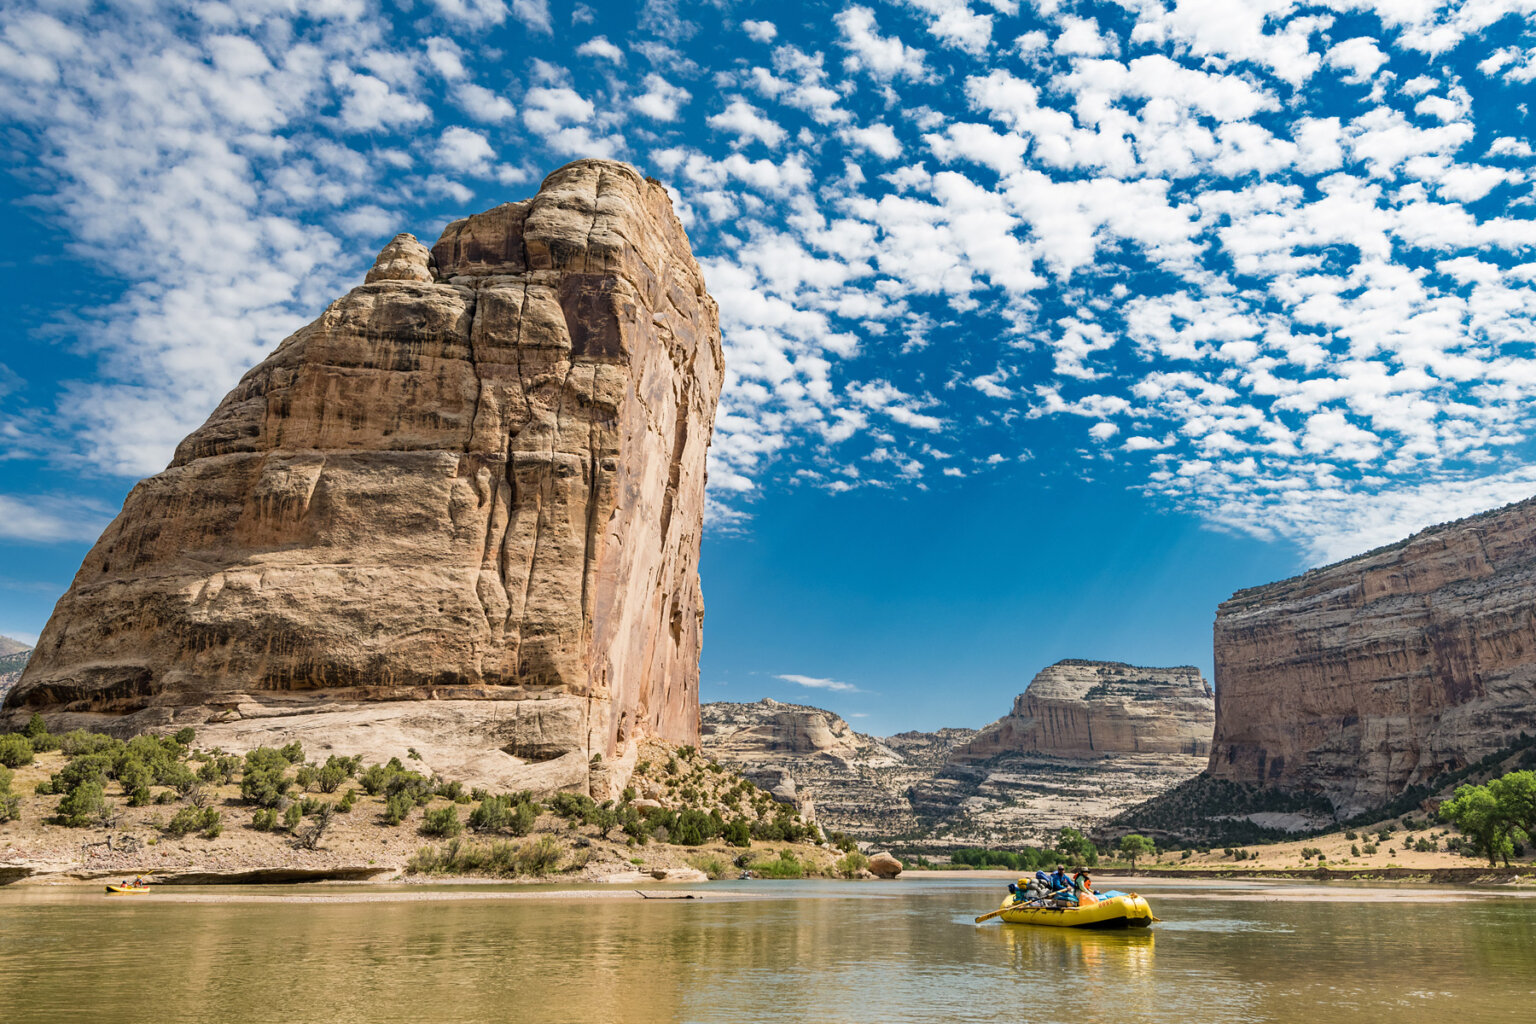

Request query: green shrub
[
  {"left": 317, "top": 758, "right": 352, "bottom": 793},
  {"left": 279, "top": 741, "right": 305, "bottom": 764},
  {"left": 197, "top": 754, "right": 239, "bottom": 786},
  {"left": 671, "top": 807, "right": 720, "bottom": 846},
  {"left": 165, "top": 806, "right": 204, "bottom": 837},
  {"left": 337, "top": 788, "right": 356, "bottom": 813},
  {"left": 172, "top": 727, "right": 196, "bottom": 745},
  {"left": 358, "top": 763, "right": 393, "bottom": 795},
  {"left": 299, "top": 796, "right": 325, "bottom": 816},
  {"left": 57, "top": 729, "right": 118, "bottom": 757},
  {"left": 201, "top": 809, "right": 222, "bottom": 839},
  {"left": 406, "top": 835, "right": 564, "bottom": 877},
  {"left": 723, "top": 817, "right": 752, "bottom": 848},
  {"left": 57, "top": 780, "right": 111, "bottom": 827},
  {"left": 688, "top": 854, "right": 729, "bottom": 879},
  {"left": 158, "top": 762, "right": 200, "bottom": 797},
  {"left": 239, "top": 748, "right": 292, "bottom": 807},
  {"left": 294, "top": 765, "right": 318, "bottom": 792},
  {"left": 283, "top": 803, "right": 302, "bottom": 830},
  {"left": 251, "top": 808, "right": 279, "bottom": 831},
  {"left": 24, "top": 713, "right": 49, "bottom": 741},
  {"left": 384, "top": 770, "right": 434, "bottom": 807},
  {"left": 117, "top": 759, "right": 153, "bottom": 806},
  {"left": 745, "top": 850, "right": 805, "bottom": 879},
  {"left": 836, "top": 851, "right": 870, "bottom": 878},
  {"left": 422, "top": 805, "right": 463, "bottom": 838},
  {"left": 0, "top": 765, "right": 19, "bottom": 822},
  {"left": 0, "top": 733, "right": 34, "bottom": 768},
  {"left": 383, "top": 791, "right": 414, "bottom": 826},
  {"left": 51, "top": 753, "right": 114, "bottom": 794},
  {"left": 435, "top": 779, "right": 465, "bottom": 802}
]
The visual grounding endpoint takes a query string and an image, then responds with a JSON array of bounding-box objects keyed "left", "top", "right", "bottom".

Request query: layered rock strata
[
  {"left": 950, "top": 660, "right": 1214, "bottom": 761},
  {"left": 0, "top": 637, "right": 30, "bottom": 707},
  {"left": 8, "top": 160, "right": 722, "bottom": 795},
  {"left": 1209, "top": 497, "right": 1536, "bottom": 818}
]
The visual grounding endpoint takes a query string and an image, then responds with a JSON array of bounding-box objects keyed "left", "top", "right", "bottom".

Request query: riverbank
[
  {"left": 0, "top": 737, "right": 848, "bottom": 887},
  {"left": 906, "top": 865, "right": 1536, "bottom": 885}
]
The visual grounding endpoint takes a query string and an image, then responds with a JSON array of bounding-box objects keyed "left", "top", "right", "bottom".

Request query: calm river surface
[{"left": 2, "top": 876, "right": 1533, "bottom": 1023}]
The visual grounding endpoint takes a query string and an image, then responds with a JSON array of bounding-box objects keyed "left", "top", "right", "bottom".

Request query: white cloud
[
  {"left": 842, "top": 123, "right": 902, "bottom": 160},
  {"left": 454, "top": 83, "right": 515, "bottom": 122},
  {"left": 1326, "top": 36, "right": 1389, "bottom": 83},
  {"left": 576, "top": 36, "right": 624, "bottom": 62},
  {"left": 742, "top": 20, "right": 777, "bottom": 43},
  {"left": 777, "top": 673, "right": 862, "bottom": 692},
  {"left": 634, "top": 74, "right": 691, "bottom": 121},
  {"left": 708, "top": 98, "right": 787, "bottom": 148},
  {"left": 435, "top": 126, "right": 494, "bottom": 175},
  {"left": 835, "top": 5, "right": 928, "bottom": 81},
  {"left": 0, "top": 494, "right": 114, "bottom": 543}
]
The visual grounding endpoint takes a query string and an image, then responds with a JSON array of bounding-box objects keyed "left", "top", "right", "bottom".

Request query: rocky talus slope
[
  {"left": 7, "top": 160, "right": 722, "bottom": 798},
  {"left": 1209, "top": 496, "right": 1536, "bottom": 818}
]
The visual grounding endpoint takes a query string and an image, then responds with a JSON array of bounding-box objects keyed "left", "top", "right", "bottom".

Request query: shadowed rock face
[
  {"left": 7, "top": 160, "right": 722, "bottom": 795},
  {"left": 949, "top": 660, "right": 1215, "bottom": 761},
  {"left": 1209, "top": 496, "right": 1536, "bottom": 818}
]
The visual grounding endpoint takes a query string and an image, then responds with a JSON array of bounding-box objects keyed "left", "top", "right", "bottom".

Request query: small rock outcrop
[
  {"left": 867, "top": 852, "right": 902, "bottom": 878},
  {"left": 7, "top": 160, "right": 722, "bottom": 796},
  {"left": 950, "top": 660, "right": 1214, "bottom": 761},
  {"left": 1209, "top": 496, "right": 1536, "bottom": 818}
]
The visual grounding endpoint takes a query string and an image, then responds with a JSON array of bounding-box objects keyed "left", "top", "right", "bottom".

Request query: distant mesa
[
  {"left": 1208, "top": 494, "right": 1536, "bottom": 819},
  {"left": 0, "top": 636, "right": 32, "bottom": 706},
  {"left": 4, "top": 160, "right": 723, "bottom": 798},
  {"left": 949, "top": 660, "right": 1215, "bottom": 762}
]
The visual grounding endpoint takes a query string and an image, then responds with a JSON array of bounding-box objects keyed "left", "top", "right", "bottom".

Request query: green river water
[{"left": 1, "top": 877, "right": 1532, "bottom": 1023}]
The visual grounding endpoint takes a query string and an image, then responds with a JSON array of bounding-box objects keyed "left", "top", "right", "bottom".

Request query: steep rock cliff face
[
  {"left": 0, "top": 636, "right": 30, "bottom": 707},
  {"left": 8, "top": 160, "right": 722, "bottom": 795},
  {"left": 1209, "top": 497, "right": 1536, "bottom": 818},
  {"left": 950, "top": 660, "right": 1214, "bottom": 761}
]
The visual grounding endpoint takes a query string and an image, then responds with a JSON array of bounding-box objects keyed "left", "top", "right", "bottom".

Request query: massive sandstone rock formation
[
  {"left": 1208, "top": 497, "right": 1536, "bottom": 818},
  {"left": 949, "top": 660, "right": 1215, "bottom": 761},
  {"left": 7, "top": 160, "right": 722, "bottom": 795}
]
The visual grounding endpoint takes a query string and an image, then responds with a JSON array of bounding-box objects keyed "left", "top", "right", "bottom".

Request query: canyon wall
[
  {"left": 6, "top": 160, "right": 722, "bottom": 795},
  {"left": 950, "top": 660, "right": 1214, "bottom": 761},
  {"left": 1209, "top": 497, "right": 1536, "bottom": 817}
]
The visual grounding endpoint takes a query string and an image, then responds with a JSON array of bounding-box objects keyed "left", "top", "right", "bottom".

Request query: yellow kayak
[
  {"left": 105, "top": 885, "right": 151, "bottom": 894},
  {"left": 995, "top": 892, "right": 1155, "bottom": 928}
]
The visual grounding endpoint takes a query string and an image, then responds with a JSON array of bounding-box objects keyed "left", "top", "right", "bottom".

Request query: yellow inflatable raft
[
  {"left": 104, "top": 885, "right": 151, "bottom": 894},
  {"left": 994, "top": 891, "right": 1155, "bottom": 929}
]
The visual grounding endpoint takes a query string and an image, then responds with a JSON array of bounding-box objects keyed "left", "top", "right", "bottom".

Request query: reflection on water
[{"left": 1, "top": 878, "right": 1533, "bottom": 1024}]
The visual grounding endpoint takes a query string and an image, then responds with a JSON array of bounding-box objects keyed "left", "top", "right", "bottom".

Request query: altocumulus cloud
[{"left": 2, "top": 0, "right": 1536, "bottom": 566}]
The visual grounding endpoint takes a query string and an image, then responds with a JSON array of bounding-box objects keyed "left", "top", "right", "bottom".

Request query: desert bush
[
  {"left": 337, "top": 788, "right": 356, "bottom": 813},
  {"left": 201, "top": 809, "right": 222, "bottom": 839},
  {"left": 57, "top": 780, "right": 112, "bottom": 827},
  {"left": 671, "top": 808, "right": 720, "bottom": 847},
  {"left": 172, "top": 727, "right": 196, "bottom": 745},
  {"left": 434, "top": 779, "right": 465, "bottom": 802},
  {"left": 240, "top": 748, "right": 292, "bottom": 807},
  {"left": 165, "top": 806, "right": 204, "bottom": 838},
  {"left": 251, "top": 808, "right": 279, "bottom": 831},
  {"left": 0, "top": 733, "right": 34, "bottom": 768},
  {"left": 0, "top": 765, "right": 20, "bottom": 822},
  {"left": 383, "top": 791, "right": 415, "bottom": 826},
  {"left": 278, "top": 741, "right": 305, "bottom": 764},
  {"left": 159, "top": 762, "right": 200, "bottom": 797},
  {"left": 688, "top": 854, "right": 730, "bottom": 879},
  {"left": 283, "top": 803, "right": 302, "bottom": 830},
  {"left": 51, "top": 753, "right": 114, "bottom": 794},
  {"left": 57, "top": 729, "right": 118, "bottom": 757},
  {"left": 197, "top": 754, "right": 240, "bottom": 786},
  {"left": 422, "top": 805, "right": 463, "bottom": 838},
  {"left": 385, "top": 771, "right": 434, "bottom": 806},
  {"left": 358, "top": 763, "right": 393, "bottom": 795},
  {"left": 836, "top": 851, "right": 870, "bottom": 878},
  {"left": 117, "top": 759, "right": 154, "bottom": 806},
  {"left": 293, "top": 765, "right": 319, "bottom": 792},
  {"left": 317, "top": 757, "right": 356, "bottom": 793},
  {"left": 723, "top": 817, "right": 752, "bottom": 848},
  {"left": 407, "top": 835, "right": 564, "bottom": 877},
  {"left": 745, "top": 849, "right": 805, "bottom": 879}
]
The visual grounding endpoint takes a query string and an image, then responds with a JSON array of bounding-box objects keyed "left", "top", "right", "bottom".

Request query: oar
[{"left": 974, "top": 894, "right": 1061, "bottom": 922}]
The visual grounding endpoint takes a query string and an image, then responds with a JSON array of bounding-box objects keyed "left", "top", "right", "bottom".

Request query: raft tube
[{"left": 995, "top": 892, "right": 1154, "bottom": 928}]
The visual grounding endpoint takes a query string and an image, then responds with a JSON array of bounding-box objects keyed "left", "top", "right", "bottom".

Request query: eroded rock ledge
[{"left": 6, "top": 160, "right": 722, "bottom": 796}]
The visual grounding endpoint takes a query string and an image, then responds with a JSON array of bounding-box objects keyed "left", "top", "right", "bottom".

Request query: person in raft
[{"left": 1073, "top": 871, "right": 1098, "bottom": 905}]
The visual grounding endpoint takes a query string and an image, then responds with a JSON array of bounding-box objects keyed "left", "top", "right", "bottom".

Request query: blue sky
[{"left": 2, "top": 0, "right": 1535, "bottom": 733}]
